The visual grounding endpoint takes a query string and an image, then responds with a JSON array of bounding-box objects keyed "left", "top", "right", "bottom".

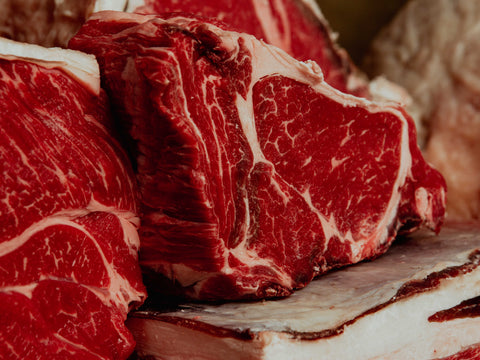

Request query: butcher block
[{"left": 127, "top": 223, "right": 480, "bottom": 359}]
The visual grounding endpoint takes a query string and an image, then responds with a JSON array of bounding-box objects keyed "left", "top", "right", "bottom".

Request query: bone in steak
[
  {"left": 364, "top": 0, "right": 480, "bottom": 221},
  {"left": 69, "top": 11, "right": 446, "bottom": 300},
  {"left": 0, "top": 38, "right": 146, "bottom": 359},
  {"left": 127, "top": 224, "right": 480, "bottom": 360},
  {"left": 130, "top": 0, "right": 368, "bottom": 96}
]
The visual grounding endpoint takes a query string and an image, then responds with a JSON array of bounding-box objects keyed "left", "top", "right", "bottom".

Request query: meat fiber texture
[
  {"left": 0, "top": 38, "right": 146, "bottom": 359},
  {"left": 364, "top": 0, "right": 480, "bottom": 221},
  {"left": 131, "top": 0, "right": 369, "bottom": 97},
  {"left": 69, "top": 11, "right": 446, "bottom": 301}
]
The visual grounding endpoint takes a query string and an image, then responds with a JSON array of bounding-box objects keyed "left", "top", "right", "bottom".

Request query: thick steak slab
[
  {"left": 0, "top": 39, "right": 146, "bottom": 359},
  {"left": 70, "top": 11, "right": 446, "bottom": 300}
]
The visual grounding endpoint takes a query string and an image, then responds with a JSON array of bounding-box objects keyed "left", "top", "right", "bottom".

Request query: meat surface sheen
[
  {"left": 133, "top": 0, "right": 368, "bottom": 96},
  {"left": 0, "top": 39, "right": 146, "bottom": 359},
  {"left": 70, "top": 11, "right": 446, "bottom": 301}
]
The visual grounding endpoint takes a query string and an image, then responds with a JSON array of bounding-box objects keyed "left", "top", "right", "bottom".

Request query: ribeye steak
[
  {"left": 70, "top": 11, "right": 446, "bottom": 300},
  {"left": 0, "top": 38, "right": 146, "bottom": 359}
]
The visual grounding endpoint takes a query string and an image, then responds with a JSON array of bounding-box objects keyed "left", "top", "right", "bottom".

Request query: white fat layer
[
  {"left": 128, "top": 268, "right": 480, "bottom": 360},
  {"left": 127, "top": 318, "right": 264, "bottom": 360},
  {"left": 129, "top": 226, "right": 480, "bottom": 360},
  {"left": 251, "top": 0, "right": 291, "bottom": 52},
  {"left": 0, "top": 283, "right": 38, "bottom": 299},
  {"left": 93, "top": 0, "right": 129, "bottom": 12},
  {"left": 0, "top": 37, "right": 100, "bottom": 95},
  {"left": 261, "top": 268, "right": 480, "bottom": 360},
  {"left": 136, "top": 226, "right": 480, "bottom": 332}
]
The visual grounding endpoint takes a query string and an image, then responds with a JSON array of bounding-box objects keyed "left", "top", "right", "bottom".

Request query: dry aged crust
[
  {"left": 130, "top": 246, "right": 480, "bottom": 342},
  {"left": 428, "top": 295, "right": 480, "bottom": 323},
  {"left": 126, "top": 224, "right": 480, "bottom": 359},
  {"left": 130, "top": 313, "right": 257, "bottom": 341},
  {"left": 289, "top": 248, "right": 480, "bottom": 341}
]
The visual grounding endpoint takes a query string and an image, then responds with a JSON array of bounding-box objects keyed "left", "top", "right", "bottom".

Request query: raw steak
[
  {"left": 0, "top": 38, "right": 146, "bottom": 359},
  {"left": 127, "top": 224, "right": 480, "bottom": 360},
  {"left": 364, "top": 0, "right": 480, "bottom": 220},
  {"left": 69, "top": 11, "right": 446, "bottom": 300},
  {"left": 131, "top": 0, "right": 369, "bottom": 96}
]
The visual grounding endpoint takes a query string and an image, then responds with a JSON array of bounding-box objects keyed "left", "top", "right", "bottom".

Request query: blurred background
[{"left": 316, "top": 0, "right": 408, "bottom": 65}]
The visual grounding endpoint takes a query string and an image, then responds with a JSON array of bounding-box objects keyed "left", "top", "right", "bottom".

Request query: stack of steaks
[{"left": 1, "top": 1, "right": 479, "bottom": 359}]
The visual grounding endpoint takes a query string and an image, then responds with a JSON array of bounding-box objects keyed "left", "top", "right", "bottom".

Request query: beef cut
[
  {"left": 364, "top": 0, "right": 480, "bottom": 220},
  {"left": 70, "top": 11, "right": 446, "bottom": 300},
  {"left": 127, "top": 224, "right": 480, "bottom": 360},
  {"left": 0, "top": 38, "right": 146, "bottom": 359},
  {"left": 132, "top": 0, "right": 369, "bottom": 96}
]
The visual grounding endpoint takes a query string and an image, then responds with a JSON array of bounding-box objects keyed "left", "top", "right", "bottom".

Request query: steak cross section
[
  {"left": 70, "top": 11, "right": 446, "bottom": 301},
  {"left": 0, "top": 38, "right": 146, "bottom": 359}
]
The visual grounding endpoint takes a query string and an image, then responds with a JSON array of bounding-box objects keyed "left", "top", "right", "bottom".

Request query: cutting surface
[{"left": 133, "top": 223, "right": 480, "bottom": 333}]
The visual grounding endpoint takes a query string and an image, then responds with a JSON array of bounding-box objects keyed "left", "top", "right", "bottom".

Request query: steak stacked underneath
[
  {"left": 0, "top": 39, "right": 146, "bottom": 359},
  {"left": 70, "top": 11, "right": 446, "bottom": 301}
]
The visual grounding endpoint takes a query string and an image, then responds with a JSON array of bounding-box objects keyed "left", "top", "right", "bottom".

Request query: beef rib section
[
  {"left": 70, "top": 11, "right": 446, "bottom": 300},
  {"left": 0, "top": 38, "right": 146, "bottom": 359}
]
